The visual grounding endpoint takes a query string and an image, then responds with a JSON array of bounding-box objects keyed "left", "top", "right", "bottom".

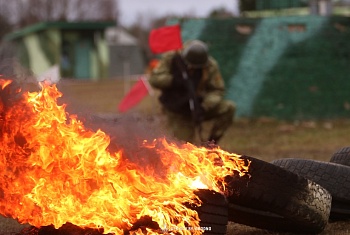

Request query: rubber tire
[
  {"left": 26, "top": 223, "right": 104, "bottom": 235},
  {"left": 271, "top": 158, "right": 350, "bottom": 220},
  {"left": 225, "top": 155, "right": 331, "bottom": 234},
  {"left": 22, "top": 190, "right": 228, "bottom": 235},
  {"left": 191, "top": 189, "right": 228, "bottom": 235},
  {"left": 330, "top": 146, "right": 350, "bottom": 166}
]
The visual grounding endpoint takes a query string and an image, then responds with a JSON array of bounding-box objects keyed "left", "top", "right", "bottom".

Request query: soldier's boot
[{"left": 208, "top": 134, "right": 223, "bottom": 144}]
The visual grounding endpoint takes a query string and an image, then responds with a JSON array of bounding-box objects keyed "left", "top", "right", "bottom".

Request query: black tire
[
  {"left": 21, "top": 190, "right": 228, "bottom": 235},
  {"left": 191, "top": 189, "right": 228, "bottom": 235},
  {"left": 224, "top": 155, "right": 331, "bottom": 234},
  {"left": 331, "top": 200, "right": 350, "bottom": 221},
  {"left": 271, "top": 158, "right": 350, "bottom": 220},
  {"left": 24, "top": 223, "right": 104, "bottom": 235},
  {"left": 330, "top": 146, "right": 350, "bottom": 166}
]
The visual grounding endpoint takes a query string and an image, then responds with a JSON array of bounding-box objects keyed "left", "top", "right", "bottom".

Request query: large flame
[{"left": 0, "top": 79, "right": 249, "bottom": 235}]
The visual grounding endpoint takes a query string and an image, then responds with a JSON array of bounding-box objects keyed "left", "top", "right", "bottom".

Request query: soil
[{"left": 0, "top": 80, "right": 350, "bottom": 235}]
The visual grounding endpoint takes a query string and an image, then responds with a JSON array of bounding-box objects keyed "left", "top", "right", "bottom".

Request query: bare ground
[{"left": 1, "top": 80, "right": 350, "bottom": 234}]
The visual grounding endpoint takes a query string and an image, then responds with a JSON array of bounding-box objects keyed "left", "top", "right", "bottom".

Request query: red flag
[
  {"left": 118, "top": 77, "right": 150, "bottom": 113},
  {"left": 149, "top": 24, "right": 183, "bottom": 54}
]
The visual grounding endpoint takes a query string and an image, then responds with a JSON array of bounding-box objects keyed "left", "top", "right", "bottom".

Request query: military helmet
[{"left": 182, "top": 40, "right": 209, "bottom": 68}]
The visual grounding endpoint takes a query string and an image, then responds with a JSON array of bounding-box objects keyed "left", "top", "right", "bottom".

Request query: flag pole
[
  {"left": 141, "top": 75, "right": 156, "bottom": 115},
  {"left": 123, "top": 60, "right": 131, "bottom": 96}
]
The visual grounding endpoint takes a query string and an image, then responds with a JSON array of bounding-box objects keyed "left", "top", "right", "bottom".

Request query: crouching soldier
[{"left": 149, "top": 40, "right": 235, "bottom": 144}]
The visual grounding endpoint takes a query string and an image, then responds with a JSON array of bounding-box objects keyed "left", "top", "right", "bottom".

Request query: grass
[
  {"left": 1, "top": 79, "right": 350, "bottom": 235},
  {"left": 210, "top": 119, "right": 350, "bottom": 235},
  {"left": 220, "top": 118, "right": 350, "bottom": 162},
  {"left": 56, "top": 79, "right": 350, "bottom": 234}
]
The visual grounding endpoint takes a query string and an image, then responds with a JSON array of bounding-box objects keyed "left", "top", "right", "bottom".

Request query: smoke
[
  {"left": 0, "top": 42, "right": 16, "bottom": 77},
  {"left": 0, "top": 63, "right": 178, "bottom": 175},
  {"left": 87, "top": 112, "right": 167, "bottom": 148},
  {"left": 0, "top": 42, "right": 38, "bottom": 87},
  {"left": 85, "top": 112, "right": 175, "bottom": 176},
  {"left": 0, "top": 77, "right": 176, "bottom": 178}
]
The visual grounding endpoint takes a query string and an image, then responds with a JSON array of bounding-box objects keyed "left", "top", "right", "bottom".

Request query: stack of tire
[
  {"left": 271, "top": 147, "right": 350, "bottom": 222},
  {"left": 226, "top": 155, "right": 332, "bottom": 234},
  {"left": 196, "top": 154, "right": 335, "bottom": 235}
]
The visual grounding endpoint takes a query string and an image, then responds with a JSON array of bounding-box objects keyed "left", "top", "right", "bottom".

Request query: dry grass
[
  {"left": 220, "top": 118, "right": 350, "bottom": 162},
  {"left": 1, "top": 79, "right": 350, "bottom": 235}
]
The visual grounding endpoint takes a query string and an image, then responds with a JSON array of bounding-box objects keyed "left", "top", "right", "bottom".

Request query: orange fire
[{"left": 0, "top": 79, "right": 249, "bottom": 235}]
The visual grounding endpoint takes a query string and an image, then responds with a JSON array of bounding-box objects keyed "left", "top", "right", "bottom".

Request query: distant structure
[
  {"left": 173, "top": 12, "right": 350, "bottom": 120},
  {"left": 239, "top": 0, "right": 344, "bottom": 17},
  {"left": 4, "top": 21, "right": 115, "bottom": 81},
  {"left": 106, "top": 27, "right": 146, "bottom": 79}
]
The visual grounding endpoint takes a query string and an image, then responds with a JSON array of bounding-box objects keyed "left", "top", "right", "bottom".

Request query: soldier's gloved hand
[
  {"left": 172, "top": 74, "right": 186, "bottom": 86},
  {"left": 202, "top": 94, "right": 221, "bottom": 111}
]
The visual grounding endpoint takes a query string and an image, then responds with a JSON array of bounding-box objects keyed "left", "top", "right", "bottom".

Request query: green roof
[{"left": 4, "top": 21, "right": 115, "bottom": 41}]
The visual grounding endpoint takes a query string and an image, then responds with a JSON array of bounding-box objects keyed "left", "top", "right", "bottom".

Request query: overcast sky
[{"left": 118, "top": 0, "right": 239, "bottom": 26}]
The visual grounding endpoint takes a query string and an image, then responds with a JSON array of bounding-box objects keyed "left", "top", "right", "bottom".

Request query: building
[
  {"left": 4, "top": 21, "right": 115, "bottom": 81},
  {"left": 240, "top": 0, "right": 337, "bottom": 17},
  {"left": 106, "top": 27, "right": 146, "bottom": 79}
]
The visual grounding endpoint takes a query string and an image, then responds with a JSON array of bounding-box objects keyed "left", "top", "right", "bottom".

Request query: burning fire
[{"left": 0, "top": 79, "right": 249, "bottom": 234}]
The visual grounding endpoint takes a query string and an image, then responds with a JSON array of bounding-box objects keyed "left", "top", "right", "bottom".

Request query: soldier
[{"left": 149, "top": 40, "right": 235, "bottom": 144}]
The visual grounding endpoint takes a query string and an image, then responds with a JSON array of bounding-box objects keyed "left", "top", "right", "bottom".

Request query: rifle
[{"left": 175, "top": 56, "right": 204, "bottom": 142}]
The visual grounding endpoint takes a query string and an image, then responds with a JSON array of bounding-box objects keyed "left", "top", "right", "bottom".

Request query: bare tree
[
  {"left": 0, "top": 0, "right": 118, "bottom": 29},
  {"left": 209, "top": 7, "right": 236, "bottom": 18}
]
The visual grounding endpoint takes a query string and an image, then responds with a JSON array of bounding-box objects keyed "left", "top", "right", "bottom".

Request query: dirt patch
[
  {"left": 1, "top": 80, "right": 350, "bottom": 235},
  {"left": 228, "top": 221, "right": 350, "bottom": 234},
  {"left": 0, "top": 215, "right": 30, "bottom": 235}
]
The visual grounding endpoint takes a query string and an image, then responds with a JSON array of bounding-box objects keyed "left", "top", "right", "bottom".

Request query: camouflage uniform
[{"left": 149, "top": 51, "right": 235, "bottom": 144}]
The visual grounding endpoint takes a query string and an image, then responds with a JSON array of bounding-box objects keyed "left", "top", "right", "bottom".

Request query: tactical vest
[{"left": 159, "top": 54, "right": 203, "bottom": 116}]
